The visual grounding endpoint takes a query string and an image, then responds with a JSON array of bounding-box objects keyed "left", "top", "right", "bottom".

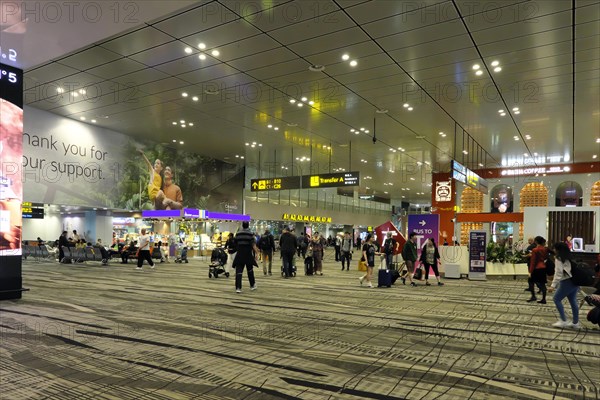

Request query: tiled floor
[{"left": 2, "top": 251, "right": 599, "bottom": 399}]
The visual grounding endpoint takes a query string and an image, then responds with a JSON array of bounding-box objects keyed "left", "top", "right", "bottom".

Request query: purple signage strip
[
  {"left": 205, "top": 211, "right": 250, "bottom": 221},
  {"left": 142, "top": 209, "right": 181, "bottom": 218},
  {"left": 183, "top": 208, "right": 205, "bottom": 219}
]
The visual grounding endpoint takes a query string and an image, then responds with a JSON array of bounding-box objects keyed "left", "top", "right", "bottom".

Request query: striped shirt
[{"left": 234, "top": 229, "right": 255, "bottom": 256}]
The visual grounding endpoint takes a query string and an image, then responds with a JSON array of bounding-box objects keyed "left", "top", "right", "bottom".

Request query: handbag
[{"left": 413, "top": 264, "right": 424, "bottom": 280}]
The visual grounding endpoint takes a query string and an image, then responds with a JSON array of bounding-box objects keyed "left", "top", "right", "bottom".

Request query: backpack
[
  {"left": 545, "top": 257, "right": 555, "bottom": 276},
  {"left": 569, "top": 261, "right": 596, "bottom": 287}
]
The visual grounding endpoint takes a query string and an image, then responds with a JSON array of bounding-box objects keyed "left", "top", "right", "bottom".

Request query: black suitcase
[
  {"left": 391, "top": 269, "right": 400, "bottom": 285},
  {"left": 378, "top": 269, "right": 392, "bottom": 288},
  {"left": 304, "top": 257, "right": 314, "bottom": 275}
]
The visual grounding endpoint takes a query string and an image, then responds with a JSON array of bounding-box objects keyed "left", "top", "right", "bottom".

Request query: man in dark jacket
[
  {"left": 401, "top": 232, "right": 418, "bottom": 286},
  {"left": 258, "top": 229, "right": 275, "bottom": 275},
  {"left": 279, "top": 227, "right": 297, "bottom": 278}
]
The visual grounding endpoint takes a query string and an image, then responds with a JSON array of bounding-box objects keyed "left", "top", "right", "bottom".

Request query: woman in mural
[
  {"left": 138, "top": 149, "right": 165, "bottom": 209},
  {"left": 160, "top": 166, "right": 183, "bottom": 210}
]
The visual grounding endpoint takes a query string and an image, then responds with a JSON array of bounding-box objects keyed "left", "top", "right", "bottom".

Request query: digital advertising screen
[{"left": 0, "top": 62, "right": 24, "bottom": 299}]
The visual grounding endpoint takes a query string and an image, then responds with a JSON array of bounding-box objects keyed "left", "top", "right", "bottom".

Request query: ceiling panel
[
  {"left": 86, "top": 59, "right": 146, "bottom": 80},
  {"left": 345, "top": 0, "right": 447, "bottom": 25},
  {"left": 24, "top": 63, "right": 81, "bottom": 87},
  {"left": 229, "top": 47, "right": 297, "bottom": 73},
  {"left": 182, "top": 20, "right": 263, "bottom": 49},
  {"left": 57, "top": 46, "right": 123, "bottom": 71},
  {"left": 216, "top": 35, "right": 282, "bottom": 62},
  {"left": 128, "top": 41, "right": 189, "bottom": 68},
  {"left": 268, "top": 11, "right": 355, "bottom": 45},
  {"left": 154, "top": 55, "right": 221, "bottom": 76},
  {"left": 288, "top": 27, "right": 371, "bottom": 55},
  {"left": 248, "top": 0, "right": 340, "bottom": 33},
  {"left": 177, "top": 64, "right": 242, "bottom": 84},
  {"left": 99, "top": 27, "right": 174, "bottom": 57},
  {"left": 153, "top": 2, "right": 241, "bottom": 39},
  {"left": 110, "top": 68, "right": 170, "bottom": 86}
]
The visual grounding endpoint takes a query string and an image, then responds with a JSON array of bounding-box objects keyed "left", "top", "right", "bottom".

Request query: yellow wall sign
[{"left": 282, "top": 213, "right": 332, "bottom": 223}]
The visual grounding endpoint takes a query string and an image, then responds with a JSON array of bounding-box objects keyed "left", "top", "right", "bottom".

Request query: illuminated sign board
[
  {"left": 251, "top": 172, "right": 360, "bottom": 192},
  {"left": 0, "top": 62, "right": 24, "bottom": 299},
  {"left": 500, "top": 166, "right": 571, "bottom": 176},
  {"left": 282, "top": 213, "right": 332, "bottom": 223},
  {"left": 301, "top": 171, "right": 360, "bottom": 188},
  {"left": 183, "top": 208, "right": 206, "bottom": 219},
  {"left": 451, "top": 160, "right": 488, "bottom": 194},
  {"left": 21, "top": 202, "right": 44, "bottom": 219},
  {"left": 250, "top": 176, "right": 301, "bottom": 192}
]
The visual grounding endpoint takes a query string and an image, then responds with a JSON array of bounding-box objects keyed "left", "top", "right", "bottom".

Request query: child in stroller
[
  {"left": 209, "top": 247, "right": 229, "bottom": 278},
  {"left": 175, "top": 246, "right": 189, "bottom": 263}
]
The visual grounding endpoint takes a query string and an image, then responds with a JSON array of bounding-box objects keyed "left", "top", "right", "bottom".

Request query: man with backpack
[{"left": 258, "top": 229, "right": 275, "bottom": 276}]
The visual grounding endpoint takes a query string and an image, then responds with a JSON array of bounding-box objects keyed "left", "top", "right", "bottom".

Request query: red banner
[{"left": 374, "top": 221, "right": 406, "bottom": 255}]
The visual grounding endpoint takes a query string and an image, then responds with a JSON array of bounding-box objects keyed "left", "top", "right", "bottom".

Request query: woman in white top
[{"left": 548, "top": 242, "right": 580, "bottom": 329}]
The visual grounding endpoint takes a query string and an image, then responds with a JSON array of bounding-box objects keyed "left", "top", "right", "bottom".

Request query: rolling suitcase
[
  {"left": 390, "top": 269, "right": 401, "bottom": 285},
  {"left": 378, "top": 268, "right": 392, "bottom": 288}
]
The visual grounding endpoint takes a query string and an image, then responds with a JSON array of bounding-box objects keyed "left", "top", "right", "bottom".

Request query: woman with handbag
[
  {"left": 548, "top": 242, "right": 580, "bottom": 328},
  {"left": 419, "top": 237, "right": 443, "bottom": 286}
]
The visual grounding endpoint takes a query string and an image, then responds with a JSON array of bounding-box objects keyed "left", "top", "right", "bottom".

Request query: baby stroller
[
  {"left": 175, "top": 246, "right": 189, "bottom": 263},
  {"left": 209, "top": 247, "right": 229, "bottom": 278}
]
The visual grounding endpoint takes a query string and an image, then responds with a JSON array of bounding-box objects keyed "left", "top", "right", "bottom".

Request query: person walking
[
  {"left": 359, "top": 234, "right": 378, "bottom": 287},
  {"left": 401, "top": 232, "right": 417, "bottom": 286},
  {"left": 279, "top": 227, "right": 296, "bottom": 278},
  {"left": 334, "top": 234, "right": 342, "bottom": 262},
  {"left": 233, "top": 221, "right": 259, "bottom": 293},
  {"left": 136, "top": 229, "right": 155, "bottom": 270},
  {"left": 312, "top": 232, "right": 326, "bottom": 275},
  {"left": 340, "top": 231, "right": 353, "bottom": 271},
  {"left": 382, "top": 232, "right": 399, "bottom": 270},
  {"left": 419, "top": 237, "right": 443, "bottom": 286},
  {"left": 224, "top": 232, "right": 236, "bottom": 274},
  {"left": 526, "top": 236, "right": 549, "bottom": 303},
  {"left": 258, "top": 229, "right": 275, "bottom": 276},
  {"left": 548, "top": 242, "right": 580, "bottom": 328}
]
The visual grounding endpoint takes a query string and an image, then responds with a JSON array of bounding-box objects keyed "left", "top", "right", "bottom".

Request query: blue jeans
[{"left": 553, "top": 278, "right": 579, "bottom": 324}]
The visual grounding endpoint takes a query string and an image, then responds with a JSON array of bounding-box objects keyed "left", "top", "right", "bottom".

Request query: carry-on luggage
[
  {"left": 305, "top": 256, "right": 314, "bottom": 275},
  {"left": 391, "top": 269, "right": 401, "bottom": 285},
  {"left": 378, "top": 268, "right": 392, "bottom": 288}
]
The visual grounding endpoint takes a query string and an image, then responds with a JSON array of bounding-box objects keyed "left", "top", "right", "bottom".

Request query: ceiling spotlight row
[
  {"left": 400, "top": 188, "right": 411, "bottom": 191},
  {"left": 289, "top": 97, "right": 314, "bottom": 107},
  {"left": 172, "top": 120, "right": 194, "bottom": 128},
  {"left": 350, "top": 127, "right": 370, "bottom": 135},
  {"left": 281, "top": 166, "right": 289, "bottom": 170},
  {"left": 171, "top": 139, "right": 185, "bottom": 145},
  {"left": 472, "top": 60, "right": 501, "bottom": 76},
  {"left": 181, "top": 92, "right": 201, "bottom": 101},
  {"left": 513, "top": 136, "right": 519, "bottom": 141},
  {"left": 235, "top": 154, "right": 245, "bottom": 159},
  {"left": 403, "top": 103, "right": 414, "bottom": 111},
  {"left": 364, "top": 176, "right": 372, "bottom": 180},
  {"left": 333, "top": 168, "right": 346, "bottom": 172},
  {"left": 245, "top": 142, "right": 262, "bottom": 148},
  {"left": 439, "top": 131, "right": 447, "bottom": 137},
  {"left": 295, "top": 156, "right": 310, "bottom": 162},
  {"left": 184, "top": 43, "right": 220, "bottom": 59},
  {"left": 360, "top": 159, "right": 368, "bottom": 164},
  {"left": 341, "top": 53, "right": 358, "bottom": 67},
  {"left": 78, "top": 116, "right": 97, "bottom": 123},
  {"left": 267, "top": 124, "right": 280, "bottom": 131}
]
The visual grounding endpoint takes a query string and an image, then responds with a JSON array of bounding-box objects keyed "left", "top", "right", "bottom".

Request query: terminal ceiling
[{"left": 17, "top": 0, "right": 600, "bottom": 203}]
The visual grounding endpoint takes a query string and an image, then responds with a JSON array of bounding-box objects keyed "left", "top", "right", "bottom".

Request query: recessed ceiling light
[
  {"left": 274, "top": 127, "right": 279, "bottom": 131},
  {"left": 180, "top": 141, "right": 184, "bottom": 145},
  {"left": 498, "top": 110, "right": 504, "bottom": 113},
  {"left": 472, "top": 64, "right": 480, "bottom": 70},
  {"left": 308, "top": 100, "right": 314, "bottom": 105},
  {"left": 192, "top": 96, "right": 199, "bottom": 101},
  {"left": 57, "top": 87, "right": 65, "bottom": 93},
  {"left": 245, "top": 143, "right": 249, "bottom": 146},
  {"left": 403, "top": 103, "right": 409, "bottom": 108},
  {"left": 512, "top": 107, "right": 519, "bottom": 111},
  {"left": 350, "top": 129, "right": 355, "bottom": 132},
  {"left": 267, "top": 124, "right": 272, "bottom": 128},
  {"left": 172, "top": 139, "right": 177, "bottom": 143},
  {"left": 199, "top": 54, "right": 206, "bottom": 60},
  {"left": 355, "top": 131, "right": 359, "bottom": 135},
  {"left": 491, "top": 60, "right": 499, "bottom": 67},
  {"left": 533, "top": 152, "right": 538, "bottom": 156},
  {"left": 91, "top": 119, "right": 96, "bottom": 123},
  {"left": 365, "top": 130, "right": 370, "bottom": 133},
  {"left": 181, "top": 124, "right": 186, "bottom": 128},
  {"left": 525, "top": 135, "right": 532, "bottom": 140},
  {"left": 80, "top": 116, "right": 85, "bottom": 121},
  {"left": 180, "top": 120, "right": 185, "bottom": 123},
  {"left": 475, "top": 70, "right": 483, "bottom": 76},
  {"left": 494, "top": 66, "right": 502, "bottom": 72},
  {"left": 182, "top": 92, "right": 188, "bottom": 97},
  {"left": 514, "top": 111, "right": 520, "bottom": 114},
  {"left": 198, "top": 43, "right": 206, "bottom": 50},
  {"left": 462, "top": 150, "right": 468, "bottom": 154},
  {"left": 410, "top": 177, "right": 415, "bottom": 181},
  {"left": 309, "top": 64, "right": 325, "bottom": 72},
  {"left": 297, "top": 102, "right": 303, "bottom": 107},
  {"left": 211, "top": 50, "right": 220, "bottom": 57},
  {"left": 407, "top": 107, "right": 413, "bottom": 111},
  {"left": 342, "top": 54, "right": 350, "bottom": 61},
  {"left": 384, "top": 191, "right": 388, "bottom": 194},
  {"left": 514, "top": 136, "right": 519, "bottom": 141},
  {"left": 478, "top": 163, "right": 484, "bottom": 167},
  {"left": 289, "top": 99, "right": 296, "bottom": 103},
  {"left": 360, "top": 127, "right": 365, "bottom": 131},
  {"left": 258, "top": 144, "right": 262, "bottom": 147},
  {"left": 500, "top": 112, "right": 506, "bottom": 116},
  {"left": 349, "top": 60, "right": 358, "bottom": 67},
  {"left": 79, "top": 89, "right": 86, "bottom": 94},
  {"left": 593, "top": 155, "right": 598, "bottom": 159},
  {"left": 185, "top": 47, "right": 192, "bottom": 54},
  {"left": 439, "top": 132, "right": 444, "bottom": 135},
  {"left": 189, "top": 123, "right": 194, "bottom": 126},
  {"left": 301, "top": 97, "right": 307, "bottom": 102},
  {"left": 595, "top": 138, "right": 600, "bottom": 143}
]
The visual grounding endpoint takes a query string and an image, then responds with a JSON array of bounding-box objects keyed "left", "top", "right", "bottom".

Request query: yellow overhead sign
[{"left": 282, "top": 213, "right": 332, "bottom": 223}]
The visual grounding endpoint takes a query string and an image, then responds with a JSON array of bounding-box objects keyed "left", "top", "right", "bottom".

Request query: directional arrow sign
[
  {"left": 408, "top": 214, "right": 440, "bottom": 250},
  {"left": 419, "top": 220, "right": 426, "bottom": 226},
  {"left": 250, "top": 176, "right": 301, "bottom": 192}
]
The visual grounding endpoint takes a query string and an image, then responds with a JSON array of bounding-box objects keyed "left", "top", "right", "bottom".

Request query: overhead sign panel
[
  {"left": 250, "top": 172, "right": 360, "bottom": 191},
  {"left": 451, "top": 160, "right": 488, "bottom": 194},
  {"left": 250, "top": 176, "right": 301, "bottom": 192}
]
